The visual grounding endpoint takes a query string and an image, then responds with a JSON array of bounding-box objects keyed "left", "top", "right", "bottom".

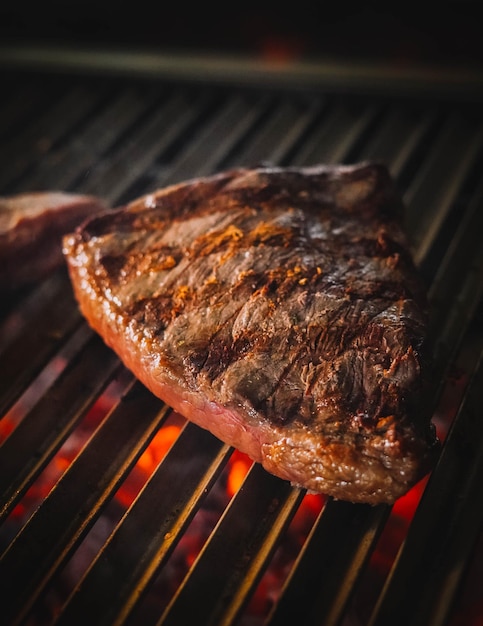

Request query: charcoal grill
[{"left": 1, "top": 46, "right": 483, "bottom": 626}]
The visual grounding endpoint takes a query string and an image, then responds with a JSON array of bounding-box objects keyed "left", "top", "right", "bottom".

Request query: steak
[
  {"left": 0, "top": 191, "right": 107, "bottom": 292},
  {"left": 63, "top": 163, "right": 439, "bottom": 504}
]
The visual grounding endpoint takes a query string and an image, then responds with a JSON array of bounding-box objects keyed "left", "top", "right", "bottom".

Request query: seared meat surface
[
  {"left": 0, "top": 191, "right": 107, "bottom": 292},
  {"left": 63, "top": 163, "right": 438, "bottom": 504}
]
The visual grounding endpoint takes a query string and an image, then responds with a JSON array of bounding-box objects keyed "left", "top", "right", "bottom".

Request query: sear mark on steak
[{"left": 63, "top": 163, "right": 439, "bottom": 504}]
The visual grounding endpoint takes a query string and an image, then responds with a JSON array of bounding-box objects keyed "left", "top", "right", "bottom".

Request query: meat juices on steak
[
  {"left": 63, "top": 163, "right": 438, "bottom": 504},
  {"left": 0, "top": 191, "right": 107, "bottom": 292}
]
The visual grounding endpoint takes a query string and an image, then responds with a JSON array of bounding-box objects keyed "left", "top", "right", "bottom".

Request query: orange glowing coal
[
  {"left": 0, "top": 416, "right": 15, "bottom": 442},
  {"left": 226, "top": 449, "right": 252, "bottom": 497},
  {"left": 137, "top": 425, "right": 181, "bottom": 474},
  {"left": 115, "top": 423, "right": 182, "bottom": 509}
]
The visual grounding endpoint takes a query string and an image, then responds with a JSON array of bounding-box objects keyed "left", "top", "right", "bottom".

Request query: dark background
[{"left": 1, "top": 2, "right": 482, "bottom": 70}]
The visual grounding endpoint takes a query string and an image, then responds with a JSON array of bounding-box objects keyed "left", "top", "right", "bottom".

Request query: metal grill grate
[{"left": 1, "top": 63, "right": 483, "bottom": 626}]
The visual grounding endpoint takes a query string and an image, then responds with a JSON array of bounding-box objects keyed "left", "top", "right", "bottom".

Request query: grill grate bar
[
  {"left": 230, "top": 99, "right": 309, "bottom": 166},
  {"left": 361, "top": 105, "right": 483, "bottom": 626},
  {"left": 21, "top": 86, "right": 162, "bottom": 194},
  {"left": 404, "top": 113, "right": 483, "bottom": 267},
  {"left": 0, "top": 268, "right": 67, "bottom": 352},
  {"left": 0, "top": 380, "right": 170, "bottom": 626},
  {"left": 51, "top": 88, "right": 338, "bottom": 624},
  {"left": 258, "top": 104, "right": 409, "bottom": 625},
  {"left": 260, "top": 99, "right": 324, "bottom": 167},
  {"left": 238, "top": 97, "right": 325, "bottom": 168},
  {"left": 0, "top": 328, "right": 120, "bottom": 522},
  {"left": 267, "top": 500, "right": 390, "bottom": 626},
  {"left": 405, "top": 122, "right": 483, "bottom": 402},
  {"left": 428, "top": 179, "right": 483, "bottom": 378},
  {"left": 56, "top": 422, "right": 231, "bottom": 626},
  {"left": 0, "top": 272, "right": 82, "bottom": 416},
  {"left": 149, "top": 96, "right": 400, "bottom": 626},
  {"left": 357, "top": 106, "right": 437, "bottom": 181},
  {"left": 148, "top": 93, "right": 273, "bottom": 188},
  {"left": 290, "top": 100, "right": 382, "bottom": 166},
  {"left": 46, "top": 91, "right": 338, "bottom": 626},
  {"left": 78, "top": 89, "right": 215, "bottom": 204},
  {"left": 218, "top": 97, "right": 321, "bottom": 169},
  {"left": 369, "top": 335, "right": 483, "bottom": 626},
  {"left": 263, "top": 97, "right": 483, "bottom": 626},
  {"left": 159, "top": 463, "right": 305, "bottom": 626},
  {"left": 0, "top": 77, "right": 54, "bottom": 142},
  {"left": 1, "top": 71, "right": 483, "bottom": 626},
  {"left": 355, "top": 105, "right": 433, "bottom": 187},
  {"left": 0, "top": 83, "right": 111, "bottom": 192}
]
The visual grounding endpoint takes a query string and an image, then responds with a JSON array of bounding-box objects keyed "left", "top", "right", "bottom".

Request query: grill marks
[
  {"left": 96, "top": 171, "right": 423, "bottom": 428},
  {"left": 64, "top": 163, "right": 436, "bottom": 503}
]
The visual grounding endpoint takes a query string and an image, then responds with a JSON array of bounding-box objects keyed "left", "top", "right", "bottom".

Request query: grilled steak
[
  {"left": 0, "top": 191, "right": 107, "bottom": 292},
  {"left": 63, "top": 163, "right": 438, "bottom": 504}
]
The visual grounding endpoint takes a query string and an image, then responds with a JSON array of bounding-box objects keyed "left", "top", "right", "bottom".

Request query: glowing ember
[
  {"left": 137, "top": 425, "right": 181, "bottom": 473},
  {"left": 226, "top": 449, "right": 252, "bottom": 497},
  {"left": 0, "top": 416, "right": 15, "bottom": 441},
  {"left": 115, "top": 423, "right": 183, "bottom": 509},
  {"left": 1, "top": 354, "right": 478, "bottom": 626}
]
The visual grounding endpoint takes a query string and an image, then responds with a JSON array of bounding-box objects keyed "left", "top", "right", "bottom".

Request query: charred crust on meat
[{"left": 63, "top": 162, "right": 439, "bottom": 505}]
